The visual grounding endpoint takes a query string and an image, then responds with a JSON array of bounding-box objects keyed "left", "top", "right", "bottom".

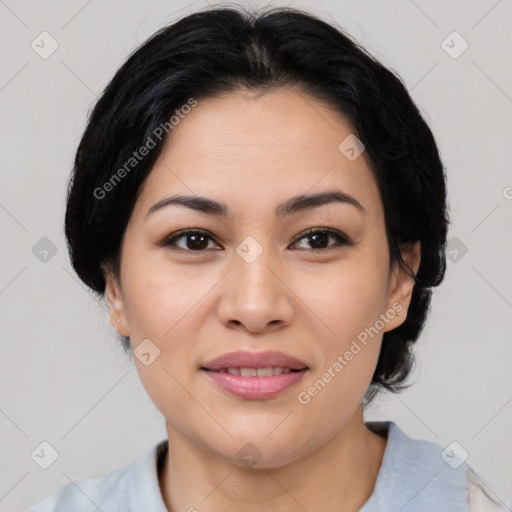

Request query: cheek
[
  {"left": 121, "top": 269, "right": 204, "bottom": 419},
  {"left": 295, "top": 272, "right": 384, "bottom": 430},
  {"left": 121, "top": 257, "right": 205, "bottom": 340},
  {"left": 296, "top": 257, "right": 389, "bottom": 343},
  {"left": 290, "top": 254, "right": 388, "bottom": 406},
  {"left": 120, "top": 258, "right": 214, "bottom": 384}
]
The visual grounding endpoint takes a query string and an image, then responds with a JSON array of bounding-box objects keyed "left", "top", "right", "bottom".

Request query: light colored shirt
[{"left": 26, "top": 421, "right": 507, "bottom": 511}]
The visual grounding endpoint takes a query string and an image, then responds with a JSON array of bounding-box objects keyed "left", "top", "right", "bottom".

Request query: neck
[{"left": 159, "top": 406, "right": 388, "bottom": 512}]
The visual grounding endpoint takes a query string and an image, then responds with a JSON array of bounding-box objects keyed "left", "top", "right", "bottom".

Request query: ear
[
  {"left": 101, "top": 262, "right": 130, "bottom": 337},
  {"left": 383, "top": 241, "right": 421, "bottom": 332}
]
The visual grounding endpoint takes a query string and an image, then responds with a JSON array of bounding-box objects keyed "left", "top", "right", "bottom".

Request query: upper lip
[{"left": 201, "top": 350, "right": 309, "bottom": 371}]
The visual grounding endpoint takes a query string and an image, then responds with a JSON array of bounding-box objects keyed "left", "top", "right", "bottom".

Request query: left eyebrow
[
  {"left": 145, "top": 190, "right": 365, "bottom": 219},
  {"left": 276, "top": 191, "right": 365, "bottom": 218}
]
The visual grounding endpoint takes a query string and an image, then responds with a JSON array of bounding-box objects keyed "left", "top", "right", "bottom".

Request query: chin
[{"left": 209, "top": 429, "right": 308, "bottom": 470}]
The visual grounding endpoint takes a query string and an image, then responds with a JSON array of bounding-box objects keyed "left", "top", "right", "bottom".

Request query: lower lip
[{"left": 202, "top": 369, "right": 308, "bottom": 400}]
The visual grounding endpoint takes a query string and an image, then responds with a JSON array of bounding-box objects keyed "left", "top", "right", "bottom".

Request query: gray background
[{"left": 1, "top": 0, "right": 511, "bottom": 510}]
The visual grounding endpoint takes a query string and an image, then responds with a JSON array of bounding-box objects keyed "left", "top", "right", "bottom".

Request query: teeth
[
  {"left": 257, "top": 367, "right": 274, "bottom": 377},
  {"left": 218, "top": 367, "right": 296, "bottom": 376}
]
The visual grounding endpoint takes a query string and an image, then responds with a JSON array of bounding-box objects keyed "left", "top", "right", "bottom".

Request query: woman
[{"left": 27, "top": 4, "right": 505, "bottom": 511}]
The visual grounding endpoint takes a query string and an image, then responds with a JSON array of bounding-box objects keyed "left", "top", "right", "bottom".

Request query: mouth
[
  {"left": 201, "top": 350, "right": 309, "bottom": 372},
  {"left": 201, "top": 366, "right": 305, "bottom": 376},
  {"left": 200, "top": 351, "right": 309, "bottom": 400}
]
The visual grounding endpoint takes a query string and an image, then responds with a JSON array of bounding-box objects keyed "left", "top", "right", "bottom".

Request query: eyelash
[{"left": 160, "top": 227, "right": 353, "bottom": 253}]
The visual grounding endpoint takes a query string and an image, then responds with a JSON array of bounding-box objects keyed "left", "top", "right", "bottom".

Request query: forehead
[{"left": 133, "top": 87, "right": 382, "bottom": 220}]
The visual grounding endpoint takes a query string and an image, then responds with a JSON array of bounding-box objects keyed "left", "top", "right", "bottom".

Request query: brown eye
[
  {"left": 291, "top": 228, "right": 352, "bottom": 251},
  {"left": 162, "top": 230, "right": 220, "bottom": 251}
]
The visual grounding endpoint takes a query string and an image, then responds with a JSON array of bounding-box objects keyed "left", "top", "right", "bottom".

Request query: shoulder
[
  {"left": 364, "top": 421, "right": 510, "bottom": 512},
  {"left": 466, "top": 466, "right": 512, "bottom": 512},
  {"left": 26, "top": 463, "right": 134, "bottom": 512},
  {"left": 362, "top": 421, "right": 504, "bottom": 512},
  {"left": 26, "top": 440, "right": 168, "bottom": 512}
]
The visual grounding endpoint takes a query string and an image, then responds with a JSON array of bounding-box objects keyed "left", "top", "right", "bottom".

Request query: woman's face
[{"left": 104, "top": 87, "right": 419, "bottom": 467}]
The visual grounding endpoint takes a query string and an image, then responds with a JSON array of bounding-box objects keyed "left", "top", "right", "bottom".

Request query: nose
[{"left": 215, "top": 244, "right": 296, "bottom": 334}]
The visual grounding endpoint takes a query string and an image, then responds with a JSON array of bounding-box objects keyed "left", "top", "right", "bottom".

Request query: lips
[
  {"left": 201, "top": 350, "right": 309, "bottom": 372},
  {"left": 200, "top": 350, "right": 310, "bottom": 399}
]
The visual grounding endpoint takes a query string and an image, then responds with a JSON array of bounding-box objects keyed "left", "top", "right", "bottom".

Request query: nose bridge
[
  {"left": 216, "top": 234, "right": 294, "bottom": 331},
  {"left": 234, "top": 234, "right": 281, "bottom": 305},
  {"left": 235, "top": 236, "right": 277, "bottom": 298}
]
